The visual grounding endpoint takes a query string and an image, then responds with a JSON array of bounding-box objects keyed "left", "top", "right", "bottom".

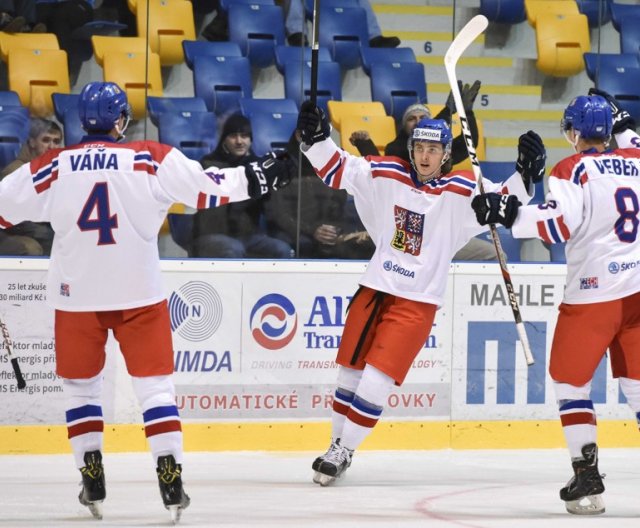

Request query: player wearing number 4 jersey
[
  {"left": 296, "top": 100, "right": 540, "bottom": 487},
  {"left": 472, "top": 91, "right": 640, "bottom": 516},
  {"left": 0, "top": 82, "right": 293, "bottom": 523}
]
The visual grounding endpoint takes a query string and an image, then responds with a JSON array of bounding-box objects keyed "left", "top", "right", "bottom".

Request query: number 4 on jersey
[{"left": 77, "top": 182, "right": 118, "bottom": 244}]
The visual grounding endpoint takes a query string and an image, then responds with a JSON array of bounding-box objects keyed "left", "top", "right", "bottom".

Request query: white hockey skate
[
  {"left": 312, "top": 439, "right": 341, "bottom": 484},
  {"left": 157, "top": 455, "right": 190, "bottom": 524},
  {"left": 314, "top": 443, "right": 353, "bottom": 487},
  {"left": 560, "top": 443, "right": 605, "bottom": 515},
  {"left": 78, "top": 450, "right": 106, "bottom": 520}
]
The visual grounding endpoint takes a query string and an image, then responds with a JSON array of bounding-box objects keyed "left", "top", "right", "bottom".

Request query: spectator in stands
[
  {"left": 283, "top": 0, "right": 400, "bottom": 47},
  {"left": 265, "top": 130, "right": 375, "bottom": 259},
  {"left": 0, "top": 118, "right": 61, "bottom": 255},
  {"left": 0, "top": 0, "right": 45, "bottom": 32},
  {"left": 190, "top": 113, "right": 295, "bottom": 258}
]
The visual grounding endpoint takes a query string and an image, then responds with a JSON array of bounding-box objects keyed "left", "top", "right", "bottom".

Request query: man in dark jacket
[{"left": 191, "top": 114, "right": 294, "bottom": 258}]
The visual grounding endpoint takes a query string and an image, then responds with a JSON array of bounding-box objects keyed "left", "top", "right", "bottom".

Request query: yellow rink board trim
[
  {"left": 373, "top": 5, "right": 452, "bottom": 16},
  {"left": 428, "top": 83, "right": 541, "bottom": 96},
  {"left": 2, "top": 421, "right": 639, "bottom": 455},
  {"left": 418, "top": 55, "right": 513, "bottom": 68}
]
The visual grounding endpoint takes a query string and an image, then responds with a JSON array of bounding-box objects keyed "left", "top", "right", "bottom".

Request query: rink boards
[{"left": 0, "top": 258, "right": 638, "bottom": 454}]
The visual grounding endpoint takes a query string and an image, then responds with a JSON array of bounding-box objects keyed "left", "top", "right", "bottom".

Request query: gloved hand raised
[
  {"left": 461, "top": 80, "right": 481, "bottom": 112},
  {"left": 297, "top": 100, "right": 331, "bottom": 146},
  {"left": 471, "top": 193, "right": 521, "bottom": 229},
  {"left": 245, "top": 151, "right": 296, "bottom": 199},
  {"left": 516, "top": 130, "right": 546, "bottom": 190},
  {"left": 588, "top": 87, "right": 636, "bottom": 134}
]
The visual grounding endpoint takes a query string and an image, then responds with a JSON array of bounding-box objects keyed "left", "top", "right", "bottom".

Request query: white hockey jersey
[
  {"left": 0, "top": 137, "right": 252, "bottom": 311},
  {"left": 304, "top": 138, "right": 532, "bottom": 306},
  {"left": 511, "top": 132, "right": 640, "bottom": 304}
]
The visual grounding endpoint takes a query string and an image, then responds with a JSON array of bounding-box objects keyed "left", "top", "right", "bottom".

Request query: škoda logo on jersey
[{"left": 391, "top": 205, "right": 424, "bottom": 256}]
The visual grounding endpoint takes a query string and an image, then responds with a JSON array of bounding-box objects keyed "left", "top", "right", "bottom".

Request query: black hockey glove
[
  {"left": 297, "top": 100, "right": 331, "bottom": 146},
  {"left": 588, "top": 87, "right": 636, "bottom": 134},
  {"left": 515, "top": 130, "right": 546, "bottom": 189},
  {"left": 471, "top": 193, "right": 521, "bottom": 229},
  {"left": 461, "top": 80, "right": 481, "bottom": 112},
  {"left": 245, "top": 152, "right": 295, "bottom": 199}
]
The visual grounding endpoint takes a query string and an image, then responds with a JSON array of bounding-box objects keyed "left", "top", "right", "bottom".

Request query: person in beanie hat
[{"left": 191, "top": 113, "right": 295, "bottom": 258}]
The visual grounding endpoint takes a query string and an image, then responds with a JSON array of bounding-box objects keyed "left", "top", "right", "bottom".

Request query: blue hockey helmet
[
  {"left": 79, "top": 82, "right": 130, "bottom": 132},
  {"left": 561, "top": 95, "right": 612, "bottom": 140}
]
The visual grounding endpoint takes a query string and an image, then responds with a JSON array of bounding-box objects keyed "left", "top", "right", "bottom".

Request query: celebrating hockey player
[
  {"left": 472, "top": 91, "right": 640, "bottom": 515},
  {"left": 0, "top": 82, "right": 294, "bottom": 522},
  {"left": 296, "top": 101, "right": 544, "bottom": 486}
]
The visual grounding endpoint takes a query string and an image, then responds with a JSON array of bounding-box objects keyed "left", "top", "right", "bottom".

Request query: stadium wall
[{"left": 0, "top": 258, "right": 638, "bottom": 454}]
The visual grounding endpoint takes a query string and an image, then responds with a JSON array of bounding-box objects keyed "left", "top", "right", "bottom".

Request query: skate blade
[
  {"left": 168, "top": 504, "right": 183, "bottom": 524},
  {"left": 312, "top": 471, "right": 323, "bottom": 484},
  {"left": 565, "top": 494, "right": 605, "bottom": 515},
  {"left": 86, "top": 500, "right": 104, "bottom": 520},
  {"left": 316, "top": 473, "right": 337, "bottom": 487}
]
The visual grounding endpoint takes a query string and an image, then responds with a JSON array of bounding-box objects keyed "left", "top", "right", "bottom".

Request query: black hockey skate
[
  {"left": 157, "top": 455, "right": 190, "bottom": 524},
  {"left": 315, "top": 443, "right": 353, "bottom": 487},
  {"left": 78, "top": 450, "right": 106, "bottom": 520},
  {"left": 560, "top": 443, "right": 605, "bottom": 515},
  {"left": 312, "top": 438, "right": 342, "bottom": 483}
]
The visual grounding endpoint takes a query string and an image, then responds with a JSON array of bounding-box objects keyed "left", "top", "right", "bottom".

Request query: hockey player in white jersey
[
  {"left": 296, "top": 101, "right": 543, "bottom": 486},
  {"left": 472, "top": 92, "right": 640, "bottom": 515},
  {"left": 0, "top": 82, "right": 294, "bottom": 523}
]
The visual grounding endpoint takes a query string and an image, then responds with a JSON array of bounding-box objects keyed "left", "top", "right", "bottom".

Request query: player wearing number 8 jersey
[
  {"left": 0, "top": 81, "right": 293, "bottom": 523},
  {"left": 472, "top": 92, "right": 640, "bottom": 516}
]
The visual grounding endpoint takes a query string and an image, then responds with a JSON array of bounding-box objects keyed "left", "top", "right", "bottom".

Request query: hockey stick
[
  {"left": 444, "top": 15, "right": 534, "bottom": 366},
  {"left": 1, "top": 317, "right": 26, "bottom": 389},
  {"left": 309, "top": 0, "right": 320, "bottom": 105}
]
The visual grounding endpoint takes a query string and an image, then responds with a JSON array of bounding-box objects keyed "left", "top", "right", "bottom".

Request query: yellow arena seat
[
  {"left": 534, "top": 12, "right": 590, "bottom": 76},
  {"left": 102, "top": 51, "right": 163, "bottom": 120},
  {"left": 0, "top": 32, "right": 59, "bottom": 62},
  {"left": 525, "top": 0, "right": 589, "bottom": 77},
  {"left": 327, "top": 101, "right": 387, "bottom": 131},
  {"left": 91, "top": 36, "right": 149, "bottom": 67},
  {"left": 7, "top": 48, "right": 70, "bottom": 117},
  {"left": 135, "top": 0, "right": 196, "bottom": 66},
  {"left": 339, "top": 114, "right": 396, "bottom": 156}
]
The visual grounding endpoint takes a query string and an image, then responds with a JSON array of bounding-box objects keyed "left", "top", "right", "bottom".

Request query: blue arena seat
[
  {"left": 228, "top": 3, "right": 285, "bottom": 68},
  {"left": 360, "top": 47, "right": 416, "bottom": 76},
  {"left": 475, "top": 226, "right": 522, "bottom": 262},
  {"left": 239, "top": 97, "right": 298, "bottom": 117},
  {"left": 283, "top": 59, "right": 342, "bottom": 113},
  {"left": 190, "top": 55, "right": 253, "bottom": 116},
  {"left": 0, "top": 107, "right": 29, "bottom": 168},
  {"left": 182, "top": 40, "right": 243, "bottom": 69},
  {"left": 0, "top": 90, "right": 23, "bottom": 110},
  {"left": 274, "top": 45, "right": 332, "bottom": 74},
  {"left": 480, "top": 0, "right": 527, "bottom": 24},
  {"left": 618, "top": 18, "right": 640, "bottom": 54},
  {"left": 157, "top": 111, "right": 218, "bottom": 161},
  {"left": 51, "top": 92, "right": 84, "bottom": 146},
  {"left": 610, "top": 1, "right": 639, "bottom": 32},
  {"left": 595, "top": 63, "right": 640, "bottom": 123},
  {"left": 304, "top": 0, "right": 357, "bottom": 19},
  {"left": 583, "top": 52, "right": 639, "bottom": 82},
  {"left": 370, "top": 61, "right": 427, "bottom": 123},
  {"left": 219, "top": 0, "right": 274, "bottom": 11},
  {"left": 249, "top": 111, "right": 298, "bottom": 155},
  {"left": 167, "top": 213, "right": 195, "bottom": 252},
  {"left": 576, "top": 0, "right": 612, "bottom": 27},
  {"left": 318, "top": 5, "right": 368, "bottom": 69},
  {"left": 147, "top": 96, "right": 208, "bottom": 127}
]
